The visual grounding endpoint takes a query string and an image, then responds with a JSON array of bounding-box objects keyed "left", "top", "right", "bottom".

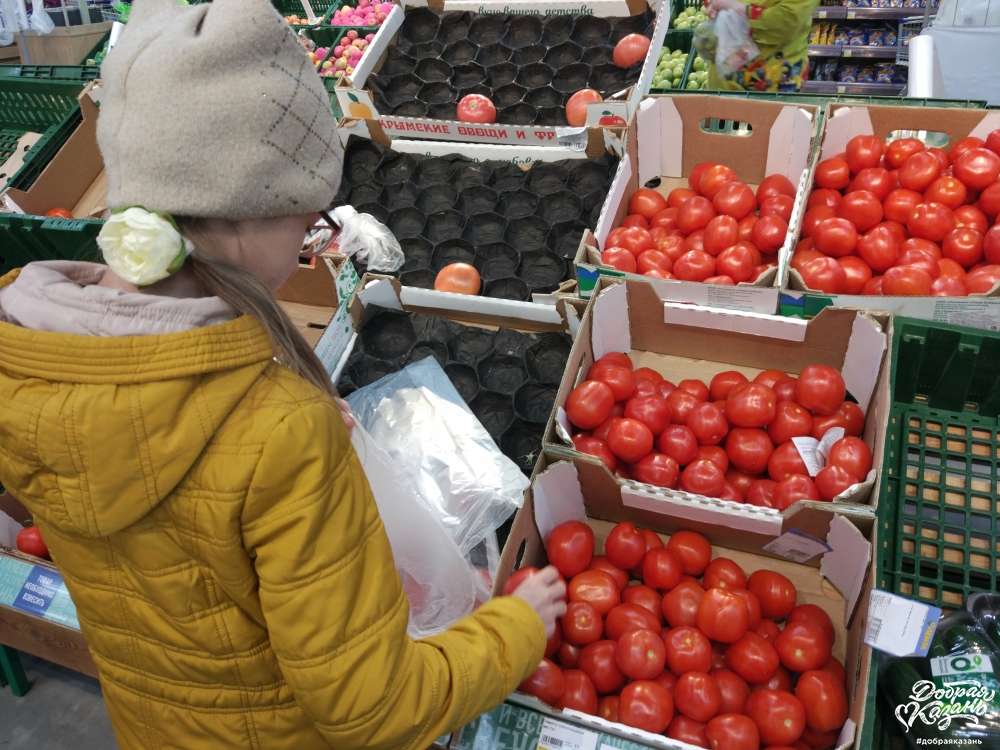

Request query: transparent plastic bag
[
  {"left": 0, "top": 6, "right": 11, "bottom": 47},
  {"left": 331, "top": 204, "right": 404, "bottom": 273},
  {"left": 714, "top": 8, "right": 760, "bottom": 76},
  {"left": 29, "top": 0, "right": 53, "bottom": 34},
  {"left": 1, "top": 0, "right": 27, "bottom": 33}
]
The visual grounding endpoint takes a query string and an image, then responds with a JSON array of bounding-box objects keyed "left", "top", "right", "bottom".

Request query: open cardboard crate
[
  {"left": 543, "top": 277, "right": 892, "bottom": 542},
  {"left": 578, "top": 94, "right": 822, "bottom": 313},
  {"left": 276, "top": 253, "right": 360, "bottom": 361},
  {"left": 781, "top": 102, "right": 1000, "bottom": 332},
  {"left": 479, "top": 456, "right": 875, "bottom": 750},
  {"left": 335, "top": 0, "right": 668, "bottom": 146}
]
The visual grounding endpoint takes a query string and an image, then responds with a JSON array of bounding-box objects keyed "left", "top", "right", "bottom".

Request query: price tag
[
  {"left": 864, "top": 589, "right": 941, "bottom": 658},
  {"left": 537, "top": 718, "right": 598, "bottom": 750},
  {"left": 817, "top": 9, "right": 828, "bottom": 17}
]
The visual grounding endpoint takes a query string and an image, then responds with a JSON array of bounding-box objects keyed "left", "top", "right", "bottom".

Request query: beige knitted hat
[{"left": 97, "top": 0, "right": 344, "bottom": 219}]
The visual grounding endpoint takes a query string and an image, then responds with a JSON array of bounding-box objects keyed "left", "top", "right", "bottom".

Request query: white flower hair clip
[{"left": 97, "top": 206, "right": 194, "bottom": 287}]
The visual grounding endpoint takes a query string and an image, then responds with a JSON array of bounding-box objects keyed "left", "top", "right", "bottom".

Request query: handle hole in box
[
  {"left": 887, "top": 129, "right": 950, "bottom": 148},
  {"left": 699, "top": 117, "right": 753, "bottom": 136}
]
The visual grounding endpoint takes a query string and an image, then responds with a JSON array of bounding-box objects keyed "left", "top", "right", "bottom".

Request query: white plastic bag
[
  {"left": 0, "top": 0, "right": 27, "bottom": 33},
  {"left": 331, "top": 204, "right": 404, "bottom": 273},
  {"left": 0, "top": 6, "right": 11, "bottom": 47},
  {"left": 28, "top": 0, "right": 53, "bottom": 34},
  {"left": 714, "top": 8, "right": 760, "bottom": 76}
]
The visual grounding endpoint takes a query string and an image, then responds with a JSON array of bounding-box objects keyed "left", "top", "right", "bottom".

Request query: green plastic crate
[
  {"left": 877, "top": 317, "right": 1000, "bottom": 611},
  {"left": 0, "top": 65, "right": 99, "bottom": 82},
  {"left": 80, "top": 29, "right": 111, "bottom": 65},
  {"left": 0, "top": 215, "right": 102, "bottom": 277}
]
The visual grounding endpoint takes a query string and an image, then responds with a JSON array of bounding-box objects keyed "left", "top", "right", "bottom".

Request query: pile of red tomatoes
[
  {"left": 600, "top": 165, "right": 795, "bottom": 285},
  {"left": 794, "top": 129, "right": 1000, "bottom": 296},
  {"left": 514, "top": 522, "right": 849, "bottom": 749},
  {"left": 565, "top": 352, "right": 873, "bottom": 508}
]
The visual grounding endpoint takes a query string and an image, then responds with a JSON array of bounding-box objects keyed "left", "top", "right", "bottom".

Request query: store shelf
[
  {"left": 814, "top": 6, "right": 930, "bottom": 19},
  {"left": 808, "top": 45, "right": 903, "bottom": 58},
  {"left": 802, "top": 80, "right": 904, "bottom": 94}
]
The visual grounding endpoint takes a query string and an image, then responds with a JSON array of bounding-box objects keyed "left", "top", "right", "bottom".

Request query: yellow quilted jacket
[{"left": 0, "top": 270, "right": 544, "bottom": 750}]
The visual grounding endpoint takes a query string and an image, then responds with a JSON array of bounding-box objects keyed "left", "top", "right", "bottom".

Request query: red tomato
[
  {"left": 925, "top": 175, "right": 968, "bottom": 209},
  {"left": 771, "top": 377, "right": 796, "bottom": 403},
  {"left": 954, "top": 147, "right": 1000, "bottom": 190},
  {"left": 674, "top": 671, "right": 722, "bottom": 723},
  {"left": 943, "top": 226, "right": 984, "bottom": 268},
  {"left": 799, "top": 257, "right": 846, "bottom": 293},
  {"left": 812, "top": 413, "right": 849, "bottom": 440},
  {"left": 633, "top": 367, "right": 663, "bottom": 385},
  {"left": 814, "top": 158, "right": 850, "bottom": 190},
  {"left": 621, "top": 214, "right": 649, "bottom": 229},
  {"left": 579, "top": 640, "right": 625, "bottom": 695},
  {"left": 828, "top": 435, "right": 872, "bottom": 477},
  {"left": 835, "top": 256, "right": 872, "bottom": 295},
  {"left": 713, "top": 668, "right": 752, "bottom": 715},
  {"left": 689, "top": 163, "right": 715, "bottom": 191},
  {"left": 616, "top": 628, "right": 667, "bottom": 680},
  {"left": 845, "top": 135, "right": 884, "bottom": 174},
  {"left": 813, "top": 217, "right": 858, "bottom": 258},
  {"left": 746, "top": 689, "right": 806, "bottom": 746},
  {"left": 678, "top": 196, "right": 718, "bottom": 235},
  {"left": 706, "top": 714, "right": 761, "bottom": 750},
  {"left": 642, "top": 547, "right": 683, "bottom": 590},
  {"left": 561, "top": 669, "right": 599, "bottom": 714},
  {"left": 662, "top": 579, "right": 706, "bottom": 627},
  {"left": 617, "top": 226, "right": 656, "bottom": 256},
  {"left": 598, "top": 695, "right": 620, "bottom": 723},
  {"left": 563, "top": 601, "right": 603, "bottom": 646},
  {"left": 658, "top": 424, "right": 700, "bottom": 465},
  {"left": 546, "top": 623, "right": 563, "bottom": 658},
  {"left": 673, "top": 249, "right": 716, "bottom": 282},
  {"left": 898, "top": 249, "right": 941, "bottom": 279},
  {"left": 932, "top": 274, "right": 968, "bottom": 296},
  {"left": 611, "top": 33, "right": 652, "bottom": 67},
  {"left": 988, "top": 129, "right": 1000, "bottom": 156},
  {"left": 703, "top": 215, "right": 740, "bottom": 256},
  {"left": 698, "top": 588, "right": 750, "bottom": 644},
  {"left": 716, "top": 244, "right": 757, "bottom": 283},
  {"left": 837, "top": 190, "right": 883, "bottom": 232},
  {"left": 796, "top": 670, "right": 849, "bottom": 734},
  {"left": 607, "top": 418, "right": 654, "bottom": 464},
  {"left": 709, "top": 370, "right": 749, "bottom": 401},
  {"left": 926, "top": 146, "right": 950, "bottom": 172},
  {"left": 985, "top": 226, "right": 1000, "bottom": 265},
  {"left": 816, "top": 464, "right": 858, "bottom": 501},
  {"left": 766, "top": 402, "right": 812, "bottom": 445},
  {"left": 558, "top": 642, "right": 581, "bottom": 668},
  {"left": 704, "top": 557, "right": 747, "bottom": 590},
  {"left": 850, "top": 167, "right": 893, "bottom": 200},
  {"left": 44, "top": 208, "right": 74, "bottom": 220},
  {"left": 760, "top": 195, "right": 794, "bottom": 222},
  {"left": 952, "top": 206, "right": 988, "bottom": 237},
  {"left": 820, "top": 656, "right": 848, "bottom": 687},
  {"left": 503, "top": 566, "right": 541, "bottom": 595},
  {"left": 547, "top": 521, "right": 594, "bottom": 578},
  {"left": 699, "top": 165, "right": 738, "bottom": 199},
  {"left": 590, "top": 361, "right": 636, "bottom": 401},
  {"left": 664, "top": 625, "right": 713, "bottom": 674},
  {"left": 755, "top": 619, "right": 781, "bottom": 642},
  {"left": 855, "top": 225, "right": 899, "bottom": 273},
  {"left": 606, "top": 603, "right": 661, "bottom": 641},
  {"left": 602, "top": 247, "right": 637, "bottom": 273},
  {"left": 619, "top": 680, "right": 674, "bottom": 733},
  {"left": 738, "top": 215, "right": 758, "bottom": 242},
  {"left": 726, "top": 631, "right": 780, "bottom": 684},
  {"left": 908, "top": 202, "right": 956, "bottom": 242},
  {"left": 667, "top": 715, "right": 710, "bottom": 747},
  {"left": 569, "top": 569, "right": 620, "bottom": 616},
  {"left": 802, "top": 206, "right": 836, "bottom": 239},
  {"left": 565, "top": 89, "right": 603, "bottom": 126},
  {"left": 623, "top": 583, "right": 664, "bottom": 621},
  {"left": 978, "top": 182, "right": 1000, "bottom": 219},
  {"left": 637, "top": 249, "right": 673, "bottom": 275},
  {"left": 795, "top": 365, "right": 845, "bottom": 416},
  {"left": 748, "top": 570, "right": 797, "bottom": 620},
  {"left": 686, "top": 402, "right": 729, "bottom": 446},
  {"left": 883, "top": 188, "right": 922, "bottom": 223},
  {"left": 746, "top": 479, "right": 779, "bottom": 508},
  {"left": 681, "top": 458, "right": 726, "bottom": 497},
  {"left": 566, "top": 380, "right": 615, "bottom": 429},
  {"left": 725, "top": 428, "right": 774, "bottom": 475},
  {"left": 669, "top": 187, "right": 697, "bottom": 209},
  {"left": 757, "top": 174, "right": 796, "bottom": 202},
  {"left": 624, "top": 396, "right": 670, "bottom": 437},
  {"left": 726, "top": 383, "right": 777, "bottom": 428},
  {"left": 835, "top": 402, "right": 865, "bottom": 437},
  {"left": 967, "top": 264, "right": 1000, "bottom": 293},
  {"left": 633, "top": 453, "right": 681, "bottom": 491},
  {"left": 605, "top": 522, "right": 647, "bottom": 571},
  {"left": 669, "top": 390, "right": 705, "bottom": 426},
  {"left": 776, "top": 620, "right": 832, "bottom": 672},
  {"left": 767, "top": 441, "right": 809, "bottom": 482},
  {"left": 788, "top": 604, "right": 836, "bottom": 645},
  {"left": 678, "top": 378, "right": 710, "bottom": 401},
  {"left": 630, "top": 188, "right": 669, "bottom": 219},
  {"left": 456, "top": 94, "right": 497, "bottom": 123},
  {"left": 666, "top": 530, "right": 712, "bottom": 576},
  {"left": 712, "top": 181, "right": 757, "bottom": 220},
  {"left": 773, "top": 474, "right": 820, "bottom": 509},
  {"left": 752, "top": 215, "right": 788, "bottom": 255},
  {"left": 590, "top": 556, "right": 628, "bottom": 590},
  {"left": 809, "top": 188, "right": 842, "bottom": 210},
  {"left": 886, "top": 137, "right": 924, "bottom": 168},
  {"left": 519, "top": 658, "right": 565, "bottom": 705},
  {"left": 899, "top": 151, "right": 943, "bottom": 192}
]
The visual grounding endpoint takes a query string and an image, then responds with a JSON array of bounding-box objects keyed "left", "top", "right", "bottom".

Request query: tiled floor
[{"left": 0, "top": 653, "right": 116, "bottom": 749}]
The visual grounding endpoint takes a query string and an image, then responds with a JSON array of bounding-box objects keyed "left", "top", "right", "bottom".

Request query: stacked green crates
[{"left": 0, "top": 215, "right": 102, "bottom": 277}]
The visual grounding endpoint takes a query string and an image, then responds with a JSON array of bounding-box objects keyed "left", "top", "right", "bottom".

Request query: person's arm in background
[
  {"left": 242, "top": 396, "right": 565, "bottom": 750},
  {"left": 745, "top": 0, "right": 818, "bottom": 48}
]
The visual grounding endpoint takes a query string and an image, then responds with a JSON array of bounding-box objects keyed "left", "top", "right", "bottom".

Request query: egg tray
[
  {"left": 336, "top": 306, "right": 572, "bottom": 474},
  {"left": 336, "top": 135, "right": 617, "bottom": 300},
  {"left": 366, "top": 7, "right": 654, "bottom": 126}
]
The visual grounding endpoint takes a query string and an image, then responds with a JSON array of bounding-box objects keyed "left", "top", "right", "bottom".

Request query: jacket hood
[{"left": 0, "top": 268, "right": 276, "bottom": 537}]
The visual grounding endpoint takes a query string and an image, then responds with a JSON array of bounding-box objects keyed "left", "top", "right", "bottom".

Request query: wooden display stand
[{"left": 15, "top": 22, "right": 111, "bottom": 66}]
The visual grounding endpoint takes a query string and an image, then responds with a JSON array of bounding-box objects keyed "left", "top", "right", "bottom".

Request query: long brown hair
[{"left": 179, "top": 219, "right": 336, "bottom": 397}]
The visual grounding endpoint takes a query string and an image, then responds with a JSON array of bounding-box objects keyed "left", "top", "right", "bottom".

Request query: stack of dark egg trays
[
  {"left": 337, "top": 308, "right": 573, "bottom": 475},
  {"left": 368, "top": 6, "right": 656, "bottom": 126},
  {"left": 336, "top": 136, "right": 619, "bottom": 301}
]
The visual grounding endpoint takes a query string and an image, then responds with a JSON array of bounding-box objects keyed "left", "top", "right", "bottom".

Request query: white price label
[
  {"left": 791, "top": 436, "right": 823, "bottom": 476},
  {"left": 537, "top": 718, "right": 598, "bottom": 750},
  {"left": 865, "top": 589, "right": 941, "bottom": 658}
]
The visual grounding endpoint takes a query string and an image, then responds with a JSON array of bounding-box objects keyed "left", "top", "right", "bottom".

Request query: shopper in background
[
  {"left": 706, "top": 0, "right": 819, "bottom": 91},
  {"left": 0, "top": 0, "right": 565, "bottom": 748}
]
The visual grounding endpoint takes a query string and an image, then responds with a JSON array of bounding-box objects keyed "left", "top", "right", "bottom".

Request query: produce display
[
  {"left": 336, "top": 308, "right": 572, "bottom": 474},
  {"left": 671, "top": 5, "right": 708, "bottom": 30},
  {"left": 565, "top": 351, "right": 872, "bottom": 508},
  {"left": 517, "top": 522, "right": 850, "bottom": 746},
  {"left": 794, "top": 130, "right": 1000, "bottom": 296},
  {"left": 15, "top": 524, "right": 49, "bottom": 560},
  {"left": 327, "top": 0, "right": 394, "bottom": 28},
  {"left": 365, "top": 7, "right": 655, "bottom": 125},
  {"left": 685, "top": 54, "right": 709, "bottom": 90},
  {"left": 651, "top": 48, "right": 690, "bottom": 90},
  {"left": 301, "top": 30, "right": 375, "bottom": 79},
  {"left": 601, "top": 165, "right": 797, "bottom": 285},
  {"left": 334, "top": 137, "right": 618, "bottom": 299}
]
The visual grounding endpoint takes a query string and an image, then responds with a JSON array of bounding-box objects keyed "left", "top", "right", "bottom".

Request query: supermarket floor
[{"left": 0, "top": 653, "right": 117, "bottom": 748}]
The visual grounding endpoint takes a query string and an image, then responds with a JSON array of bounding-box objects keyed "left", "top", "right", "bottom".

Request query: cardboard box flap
[
  {"left": 594, "top": 153, "right": 631, "bottom": 248},
  {"left": 621, "top": 482, "right": 784, "bottom": 537},
  {"left": 590, "top": 281, "right": 631, "bottom": 359},
  {"left": 276, "top": 256, "right": 341, "bottom": 307},
  {"left": 821, "top": 515, "right": 872, "bottom": 625},
  {"left": 844, "top": 313, "right": 887, "bottom": 413},
  {"left": 662, "top": 302, "right": 809, "bottom": 341},
  {"left": 532, "top": 461, "right": 589, "bottom": 540}
]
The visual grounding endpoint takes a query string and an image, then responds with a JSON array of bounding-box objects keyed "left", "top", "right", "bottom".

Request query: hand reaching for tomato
[{"left": 510, "top": 565, "right": 567, "bottom": 639}]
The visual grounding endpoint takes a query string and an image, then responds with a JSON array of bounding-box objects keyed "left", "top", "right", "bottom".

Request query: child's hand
[
  {"left": 336, "top": 398, "right": 355, "bottom": 433},
  {"left": 510, "top": 566, "right": 567, "bottom": 638}
]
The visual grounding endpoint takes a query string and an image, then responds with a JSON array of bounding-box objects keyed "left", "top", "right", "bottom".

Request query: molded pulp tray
[
  {"left": 336, "top": 306, "right": 572, "bottom": 474},
  {"left": 368, "top": 7, "right": 655, "bottom": 126},
  {"left": 336, "top": 136, "right": 618, "bottom": 300}
]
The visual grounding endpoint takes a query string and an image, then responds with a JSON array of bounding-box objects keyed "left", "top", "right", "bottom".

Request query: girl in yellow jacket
[{"left": 0, "top": 1, "right": 566, "bottom": 748}]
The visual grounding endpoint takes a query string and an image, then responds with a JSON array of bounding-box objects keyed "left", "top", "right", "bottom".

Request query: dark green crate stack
[{"left": 0, "top": 216, "right": 102, "bottom": 277}]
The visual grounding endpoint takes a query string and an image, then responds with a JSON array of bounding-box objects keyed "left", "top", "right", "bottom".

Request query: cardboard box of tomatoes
[
  {"left": 780, "top": 102, "right": 1000, "bottom": 332},
  {"left": 335, "top": 0, "right": 668, "bottom": 146},
  {"left": 481, "top": 456, "right": 874, "bottom": 750},
  {"left": 543, "top": 277, "right": 891, "bottom": 540},
  {"left": 576, "top": 94, "right": 821, "bottom": 313}
]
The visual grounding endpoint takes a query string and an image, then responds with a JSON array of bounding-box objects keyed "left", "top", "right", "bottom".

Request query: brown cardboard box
[
  {"left": 543, "top": 277, "right": 891, "bottom": 548},
  {"left": 577, "top": 94, "right": 821, "bottom": 312}
]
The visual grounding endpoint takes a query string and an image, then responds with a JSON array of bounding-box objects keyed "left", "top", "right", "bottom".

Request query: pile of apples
[
  {"left": 794, "top": 128, "right": 1000, "bottom": 296},
  {"left": 601, "top": 165, "right": 795, "bottom": 285},
  {"left": 513, "top": 522, "right": 849, "bottom": 748},
  {"left": 310, "top": 31, "right": 375, "bottom": 78},
  {"left": 565, "top": 352, "right": 872, "bottom": 508},
  {"left": 328, "top": 0, "right": 394, "bottom": 28}
]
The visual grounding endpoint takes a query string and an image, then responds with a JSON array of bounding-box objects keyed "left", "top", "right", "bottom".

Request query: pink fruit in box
[
  {"left": 365, "top": 33, "right": 374, "bottom": 41},
  {"left": 347, "top": 29, "right": 358, "bottom": 39},
  {"left": 334, "top": 58, "right": 347, "bottom": 70},
  {"left": 334, "top": 45, "right": 344, "bottom": 56},
  {"left": 322, "top": 60, "right": 333, "bottom": 70}
]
